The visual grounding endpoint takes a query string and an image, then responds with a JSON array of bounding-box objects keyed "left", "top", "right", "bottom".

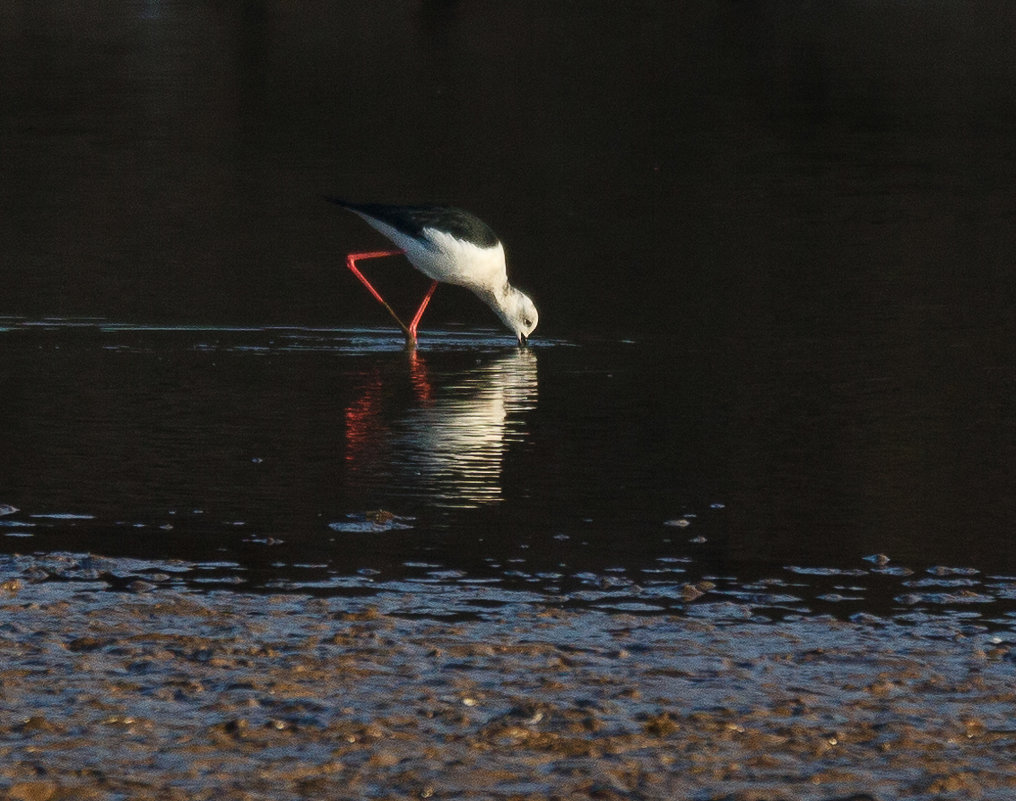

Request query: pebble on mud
[
  {"left": 643, "top": 712, "right": 680, "bottom": 737},
  {"left": 681, "top": 581, "right": 716, "bottom": 601},
  {"left": 7, "top": 781, "right": 58, "bottom": 801}
]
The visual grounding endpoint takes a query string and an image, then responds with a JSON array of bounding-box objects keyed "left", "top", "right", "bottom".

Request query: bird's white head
[{"left": 496, "top": 287, "right": 539, "bottom": 346}]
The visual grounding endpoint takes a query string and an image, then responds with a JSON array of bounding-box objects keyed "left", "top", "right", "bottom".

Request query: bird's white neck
[{"left": 478, "top": 280, "right": 513, "bottom": 311}]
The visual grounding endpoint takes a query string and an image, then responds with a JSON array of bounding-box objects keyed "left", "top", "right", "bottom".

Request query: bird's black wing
[{"left": 326, "top": 198, "right": 499, "bottom": 249}]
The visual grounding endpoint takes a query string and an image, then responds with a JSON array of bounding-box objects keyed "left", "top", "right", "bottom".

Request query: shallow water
[{"left": 2, "top": 319, "right": 1016, "bottom": 631}]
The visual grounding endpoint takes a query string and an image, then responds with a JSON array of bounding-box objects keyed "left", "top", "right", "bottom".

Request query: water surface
[
  {"left": 2, "top": 320, "right": 1015, "bottom": 629},
  {"left": 2, "top": 3, "right": 1016, "bottom": 629}
]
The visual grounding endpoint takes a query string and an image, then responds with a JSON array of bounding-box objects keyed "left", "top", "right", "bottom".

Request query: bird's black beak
[{"left": 518, "top": 333, "right": 528, "bottom": 347}]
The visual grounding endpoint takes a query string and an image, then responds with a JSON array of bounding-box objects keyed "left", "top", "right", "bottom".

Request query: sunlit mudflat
[{"left": 1, "top": 574, "right": 1015, "bottom": 801}]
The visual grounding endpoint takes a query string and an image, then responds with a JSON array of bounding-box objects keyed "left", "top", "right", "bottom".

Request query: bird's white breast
[
  {"left": 410, "top": 228, "right": 507, "bottom": 291},
  {"left": 352, "top": 212, "right": 507, "bottom": 292}
]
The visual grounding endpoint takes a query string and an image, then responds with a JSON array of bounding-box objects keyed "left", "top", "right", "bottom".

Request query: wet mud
[{"left": 3, "top": 560, "right": 1016, "bottom": 801}]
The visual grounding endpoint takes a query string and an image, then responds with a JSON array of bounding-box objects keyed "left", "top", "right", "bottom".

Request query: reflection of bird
[
  {"left": 329, "top": 199, "right": 539, "bottom": 346},
  {"left": 343, "top": 349, "right": 539, "bottom": 508}
]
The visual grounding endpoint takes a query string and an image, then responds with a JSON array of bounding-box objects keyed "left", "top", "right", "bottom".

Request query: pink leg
[
  {"left": 408, "top": 280, "right": 439, "bottom": 341},
  {"left": 345, "top": 250, "right": 411, "bottom": 337}
]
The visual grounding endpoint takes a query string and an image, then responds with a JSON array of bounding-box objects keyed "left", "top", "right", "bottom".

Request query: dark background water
[{"left": 3, "top": 2, "right": 1016, "bottom": 620}]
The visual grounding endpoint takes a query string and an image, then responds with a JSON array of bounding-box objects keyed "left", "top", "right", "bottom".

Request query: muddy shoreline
[{"left": 2, "top": 567, "right": 1015, "bottom": 801}]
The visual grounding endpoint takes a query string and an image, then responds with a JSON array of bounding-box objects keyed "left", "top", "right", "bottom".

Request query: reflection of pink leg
[
  {"left": 345, "top": 250, "right": 410, "bottom": 336},
  {"left": 407, "top": 347, "right": 433, "bottom": 403},
  {"left": 408, "top": 280, "right": 439, "bottom": 341}
]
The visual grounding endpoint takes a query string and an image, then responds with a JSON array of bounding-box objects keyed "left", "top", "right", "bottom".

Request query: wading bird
[{"left": 329, "top": 199, "right": 539, "bottom": 347}]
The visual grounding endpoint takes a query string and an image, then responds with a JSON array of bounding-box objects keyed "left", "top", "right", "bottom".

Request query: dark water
[
  {"left": 3, "top": 320, "right": 1016, "bottom": 627},
  {"left": 3, "top": 3, "right": 1016, "bottom": 625}
]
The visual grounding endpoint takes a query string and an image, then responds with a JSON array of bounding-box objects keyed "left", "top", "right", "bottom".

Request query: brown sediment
[{"left": 1, "top": 581, "right": 1015, "bottom": 801}]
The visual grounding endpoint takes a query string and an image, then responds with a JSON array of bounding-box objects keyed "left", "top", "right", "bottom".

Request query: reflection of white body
[
  {"left": 344, "top": 349, "right": 539, "bottom": 509},
  {"left": 399, "top": 350, "right": 538, "bottom": 507}
]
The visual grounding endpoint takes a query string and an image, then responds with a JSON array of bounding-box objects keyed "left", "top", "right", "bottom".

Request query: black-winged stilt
[{"left": 328, "top": 199, "right": 539, "bottom": 347}]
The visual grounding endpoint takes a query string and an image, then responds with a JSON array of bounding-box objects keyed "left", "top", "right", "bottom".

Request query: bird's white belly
[
  {"left": 404, "top": 229, "right": 507, "bottom": 291},
  {"left": 350, "top": 212, "right": 508, "bottom": 293}
]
